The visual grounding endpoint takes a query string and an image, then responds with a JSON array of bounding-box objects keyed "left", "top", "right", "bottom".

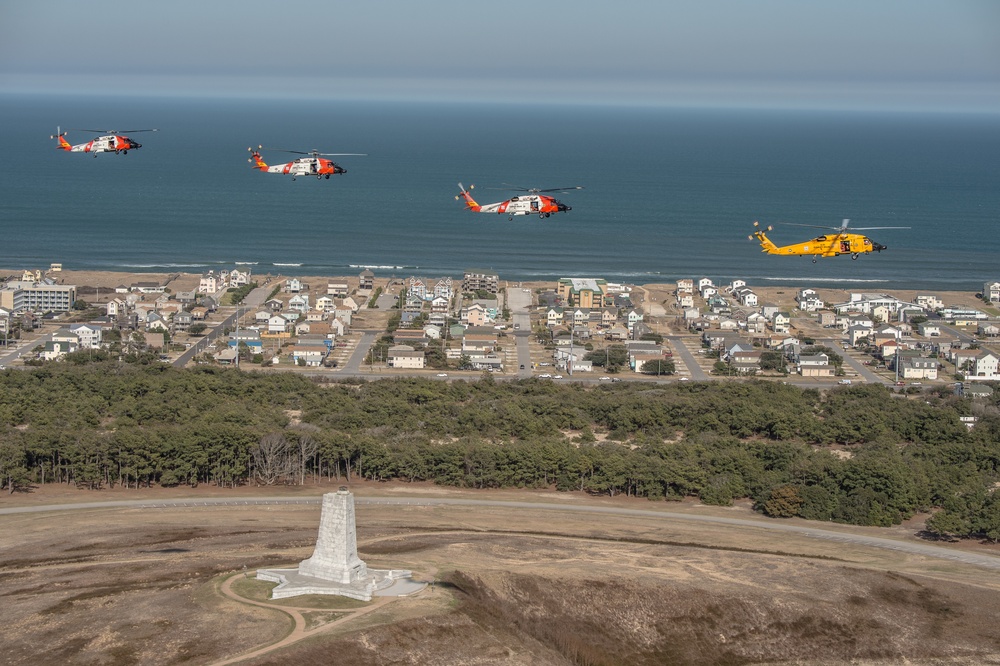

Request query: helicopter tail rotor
[
  {"left": 51, "top": 126, "right": 71, "bottom": 150},
  {"left": 247, "top": 145, "right": 268, "bottom": 170},
  {"left": 455, "top": 182, "right": 481, "bottom": 212}
]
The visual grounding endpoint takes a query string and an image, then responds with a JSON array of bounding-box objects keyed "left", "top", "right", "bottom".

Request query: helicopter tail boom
[{"left": 456, "top": 183, "right": 481, "bottom": 212}]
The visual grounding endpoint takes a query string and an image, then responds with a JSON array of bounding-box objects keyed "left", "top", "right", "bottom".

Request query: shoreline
[{"left": 5, "top": 268, "right": 990, "bottom": 314}]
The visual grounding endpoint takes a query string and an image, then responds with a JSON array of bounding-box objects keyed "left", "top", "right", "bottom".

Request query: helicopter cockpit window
[
  {"left": 814, "top": 235, "right": 827, "bottom": 242},
  {"left": 510, "top": 196, "right": 519, "bottom": 201}
]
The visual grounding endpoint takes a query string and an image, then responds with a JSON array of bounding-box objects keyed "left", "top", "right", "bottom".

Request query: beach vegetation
[{"left": 1, "top": 366, "right": 999, "bottom": 538}]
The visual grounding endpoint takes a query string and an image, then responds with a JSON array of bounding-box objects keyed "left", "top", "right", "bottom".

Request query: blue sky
[{"left": 1, "top": 0, "right": 998, "bottom": 111}]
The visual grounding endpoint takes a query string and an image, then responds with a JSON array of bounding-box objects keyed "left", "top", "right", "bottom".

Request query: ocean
[{"left": 1, "top": 94, "right": 998, "bottom": 291}]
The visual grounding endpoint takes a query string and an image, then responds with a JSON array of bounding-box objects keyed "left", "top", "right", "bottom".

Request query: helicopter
[
  {"left": 51, "top": 126, "right": 157, "bottom": 156},
  {"left": 248, "top": 146, "right": 365, "bottom": 180},
  {"left": 750, "top": 219, "right": 909, "bottom": 262},
  {"left": 456, "top": 183, "right": 583, "bottom": 220}
]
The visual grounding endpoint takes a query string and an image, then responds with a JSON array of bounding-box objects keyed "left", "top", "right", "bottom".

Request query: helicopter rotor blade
[
  {"left": 780, "top": 222, "right": 909, "bottom": 232},
  {"left": 71, "top": 128, "right": 158, "bottom": 134},
  {"left": 259, "top": 147, "right": 310, "bottom": 155},
  {"left": 533, "top": 186, "right": 585, "bottom": 193},
  {"left": 842, "top": 226, "right": 911, "bottom": 231}
]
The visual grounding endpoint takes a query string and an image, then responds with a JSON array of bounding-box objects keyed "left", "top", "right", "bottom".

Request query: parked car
[{"left": 838, "top": 379, "right": 852, "bottom": 385}]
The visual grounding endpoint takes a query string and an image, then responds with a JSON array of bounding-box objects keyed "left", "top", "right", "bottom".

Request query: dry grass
[{"left": 2, "top": 486, "right": 1000, "bottom": 665}]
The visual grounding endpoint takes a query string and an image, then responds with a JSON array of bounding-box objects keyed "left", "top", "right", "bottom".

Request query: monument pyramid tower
[
  {"left": 298, "top": 488, "right": 369, "bottom": 583},
  {"left": 256, "top": 487, "right": 418, "bottom": 601}
]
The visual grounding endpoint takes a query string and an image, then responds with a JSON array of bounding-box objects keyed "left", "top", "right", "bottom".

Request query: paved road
[
  {"left": 341, "top": 330, "right": 380, "bottom": 374},
  {"left": 0, "top": 332, "right": 53, "bottom": 366},
  {"left": 820, "top": 337, "right": 885, "bottom": 384},
  {"left": 506, "top": 287, "right": 533, "bottom": 377},
  {"left": 667, "top": 335, "right": 708, "bottom": 380},
  {"left": 4, "top": 496, "right": 998, "bottom": 572},
  {"left": 173, "top": 284, "right": 275, "bottom": 367}
]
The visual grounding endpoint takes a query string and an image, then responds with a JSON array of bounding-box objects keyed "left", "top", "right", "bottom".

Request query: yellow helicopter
[{"left": 750, "top": 219, "right": 908, "bottom": 263}]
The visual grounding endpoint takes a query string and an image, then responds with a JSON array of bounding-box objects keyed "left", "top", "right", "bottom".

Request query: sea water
[{"left": 1, "top": 94, "right": 997, "bottom": 290}]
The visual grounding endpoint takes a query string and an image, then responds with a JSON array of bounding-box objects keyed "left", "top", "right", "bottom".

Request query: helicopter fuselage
[
  {"left": 62, "top": 135, "right": 142, "bottom": 154},
  {"left": 475, "top": 194, "right": 570, "bottom": 218},
  {"left": 250, "top": 152, "right": 346, "bottom": 179},
  {"left": 755, "top": 230, "right": 886, "bottom": 258}
]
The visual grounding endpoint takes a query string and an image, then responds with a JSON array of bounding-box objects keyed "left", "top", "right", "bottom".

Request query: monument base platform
[{"left": 256, "top": 567, "right": 421, "bottom": 601}]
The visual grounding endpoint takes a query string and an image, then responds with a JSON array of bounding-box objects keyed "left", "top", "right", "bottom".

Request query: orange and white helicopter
[
  {"left": 248, "top": 146, "right": 365, "bottom": 180},
  {"left": 51, "top": 126, "right": 157, "bottom": 156},
  {"left": 456, "top": 183, "right": 583, "bottom": 220},
  {"left": 751, "top": 219, "right": 909, "bottom": 262}
]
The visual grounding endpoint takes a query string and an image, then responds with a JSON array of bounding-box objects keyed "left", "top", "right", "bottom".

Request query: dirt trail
[{"left": 212, "top": 573, "right": 395, "bottom": 665}]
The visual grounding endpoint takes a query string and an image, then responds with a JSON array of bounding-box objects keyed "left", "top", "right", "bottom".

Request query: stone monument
[{"left": 256, "top": 487, "right": 418, "bottom": 601}]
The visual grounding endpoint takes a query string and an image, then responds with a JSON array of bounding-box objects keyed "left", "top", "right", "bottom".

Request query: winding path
[{"left": 211, "top": 573, "right": 393, "bottom": 665}]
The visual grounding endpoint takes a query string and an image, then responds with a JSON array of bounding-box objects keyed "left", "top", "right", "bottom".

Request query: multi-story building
[
  {"left": 463, "top": 269, "right": 499, "bottom": 294},
  {"left": 556, "top": 278, "right": 608, "bottom": 309},
  {"left": 0, "top": 279, "right": 77, "bottom": 313}
]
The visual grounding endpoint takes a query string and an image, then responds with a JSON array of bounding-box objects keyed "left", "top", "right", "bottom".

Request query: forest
[{"left": 0, "top": 362, "right": 998, "bottom": 540}]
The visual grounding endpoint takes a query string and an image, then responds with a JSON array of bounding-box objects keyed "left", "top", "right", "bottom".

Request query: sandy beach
[{"left": 4, "top": 269, "right": 990, "bottom": 314}]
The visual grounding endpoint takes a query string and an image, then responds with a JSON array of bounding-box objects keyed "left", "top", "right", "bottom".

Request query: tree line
[{"left": 0, "top": 362, "right": 998, "bottom": 540}]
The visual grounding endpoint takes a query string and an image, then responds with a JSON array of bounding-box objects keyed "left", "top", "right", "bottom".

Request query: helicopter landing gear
[
  {"left": 325, "top": 174, "right": 330, "bottom": 179},
  {"left": 123, "top": 150, "right": 127, "bottom": 155},
  {"left": 539, "top": 213, "right": 545, "bottom": 219},
  {"left": 852, "top": 253, "right": 859, "bottom": 260},
  {"left": 812, "top": 257, "right": 818, "bottom": 264},
  {"left": 509, "top": 216, "right": 513, "bottom": 221},
  {"left": 545, "top": 212, "right": 550, "bottom": 218}
]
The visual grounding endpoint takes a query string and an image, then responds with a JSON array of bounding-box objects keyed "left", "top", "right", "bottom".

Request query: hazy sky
[{"left": 1, "top": 0, "right": 998, "bottom": 111}]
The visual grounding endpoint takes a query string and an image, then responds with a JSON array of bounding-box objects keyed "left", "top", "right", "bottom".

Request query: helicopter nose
[{"left": 874, "top": 242, "right": 887, "bottom": 252}]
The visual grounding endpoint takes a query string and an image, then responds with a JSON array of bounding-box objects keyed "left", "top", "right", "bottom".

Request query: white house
[
  {"left": 431, "top": 295, "right": 449, "bottom": 313},
  {"left": 69, "top": 323, "right": 102, "bottom": 349},
  {"left": 267, "top": 315, "right": 288, "bottom": 334},
  {"left": 41, "top": 340, "right": 77, "bottom": 360},
  {"left": 918, "top": 322, "right": 941, "bottom": 337},
  {"left": 746, "top": 312, "right": 768, "bottom": 334},
  {"left": 387, "top": 344, "right": 426, "bottom": 369},
  {"left": 315, "top": 296, "right": 334, "bottom": 312},
  {"left": 199, "top": 273, "right": 221, "bottom": 295},
  {"left": 983, "top": 281, "right": 1000, "bottom": 304},
  {"left": 915, "top": 294, "right": 944, "bottom": 310},
  {"left": 735, "top": 289, "right": 758, "bottom": 308},
  {"left": 285, "top": 278, "right": 303, "bottom": 293},
  {"left": 697, "top": 277, "right": 714, "bottom": 290},
  {"left": 978, "top": 322, "right": 1000, "bottom": 338},
  {"left": 969, "top": 350, "right": 1000, "bottom": 381},
  {"left": 327, "top": 283, "right": 349, "bottom": 297},
  {"left": 288, "top": 294, "right": 310, "bottom": 313},
  {"left": 772, "top": 312, "right": 791, "bottom": 334},
  {"left": 900, "top": 357, "right": 938, "bottom": 380},
  {"left": 105, "top": 298, "right": 127, "bottom": 319}
]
